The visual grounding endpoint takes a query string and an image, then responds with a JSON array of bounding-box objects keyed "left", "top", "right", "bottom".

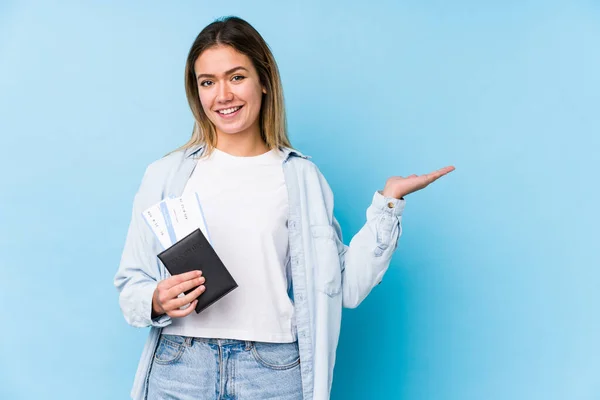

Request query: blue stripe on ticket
[
  {"left": 195, "top": 192, "right": 211, "bottom": 244},
  {"left": 141, "top": 212, "right": 166, "bottom": 250},
  {"left": 159, "top": 200, "right": 177, "bottom": 245}
]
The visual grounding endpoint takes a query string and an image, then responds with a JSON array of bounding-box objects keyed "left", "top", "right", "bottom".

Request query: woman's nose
[{"left": 216, "top": 82, "right": 234, "bottom": 103}]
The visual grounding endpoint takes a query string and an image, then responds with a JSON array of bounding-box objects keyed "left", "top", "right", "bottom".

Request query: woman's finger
[
  {"left": 163, "top": 270, "right": 203, "bottom": 290},
  {"left": 167, "top": 299, "right": 198, "bottom": 318},
  {"left": 425, "top": 166, "right": 455, "bottom": 183},
  {"left": 166, "top": 284, "right": 206, "bottom": 311},
  {"left": 165, "top": 276, "right": 206, "bottom": 300}
]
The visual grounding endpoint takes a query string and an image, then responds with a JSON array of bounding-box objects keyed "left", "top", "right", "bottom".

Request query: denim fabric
[
  {"left": 114, "top": 145, "right": 405, "bottom": 400},
  {"left": 146, "top": 334, "right": 302, "bottom": 400}
]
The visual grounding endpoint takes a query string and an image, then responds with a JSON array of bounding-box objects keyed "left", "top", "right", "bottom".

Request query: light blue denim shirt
[{"left": 114, "top": 144, "right": 405, "bottom": 400}]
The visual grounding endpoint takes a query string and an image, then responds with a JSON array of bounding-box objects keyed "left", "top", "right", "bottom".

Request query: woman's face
[{"left": 194, "top": 45, "right": 266, "bottom": 138}]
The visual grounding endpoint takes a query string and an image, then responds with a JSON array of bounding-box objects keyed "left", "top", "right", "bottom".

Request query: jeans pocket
[
  {"left": 153, "top": 334, "right": 186, "bottom": 365},
  {"left": 250, "top": 341, "right": 300, "bottom": 370}
]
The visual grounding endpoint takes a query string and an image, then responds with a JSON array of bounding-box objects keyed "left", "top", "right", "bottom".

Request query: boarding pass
[{"left": 141, "top": 191, "right": 210, "bottom": 250}]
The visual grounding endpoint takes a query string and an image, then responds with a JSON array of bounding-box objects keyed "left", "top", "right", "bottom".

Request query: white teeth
[{"left": 218, "top": 106, "right": 241, "bottom": 115}]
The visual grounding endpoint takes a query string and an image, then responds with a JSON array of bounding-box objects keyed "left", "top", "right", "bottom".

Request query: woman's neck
[{"left": 215, "top": 128, "right": 269, "bottom": 157}]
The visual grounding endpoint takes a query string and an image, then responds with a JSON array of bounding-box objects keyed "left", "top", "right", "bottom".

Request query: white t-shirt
[{"left": 162, "top": 147, "right": 296, "bottom": 343}]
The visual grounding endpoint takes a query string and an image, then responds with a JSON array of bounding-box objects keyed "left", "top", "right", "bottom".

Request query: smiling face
[{"left": 194, "top": 45, "right": 267, "bottom": 140}]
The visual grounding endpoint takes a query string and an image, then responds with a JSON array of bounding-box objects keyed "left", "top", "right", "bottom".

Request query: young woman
[{"left": 114, "top": 16, "right": 454, "bottom": 400}]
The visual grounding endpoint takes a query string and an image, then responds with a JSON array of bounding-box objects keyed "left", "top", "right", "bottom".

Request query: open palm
[{"left": 382, "top": 166, "right": 456, "bottom": 199}]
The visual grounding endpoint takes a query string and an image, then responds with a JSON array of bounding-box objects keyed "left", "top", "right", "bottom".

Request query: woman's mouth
[{"left": 216, "top": 105, "right": 243, "bottom": 119}]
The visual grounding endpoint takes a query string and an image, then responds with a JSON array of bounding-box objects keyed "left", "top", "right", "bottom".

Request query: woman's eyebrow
[{"left": 196, "top": 66, "right": 248, "bottom": 80}]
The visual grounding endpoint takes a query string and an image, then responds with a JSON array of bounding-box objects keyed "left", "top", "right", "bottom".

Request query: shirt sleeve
[
  {"left": 113, "top": 165, "right": 173, "bottom": 328},
  {"left": 333, "top": 190, "right": 405, "bottom": 308}
]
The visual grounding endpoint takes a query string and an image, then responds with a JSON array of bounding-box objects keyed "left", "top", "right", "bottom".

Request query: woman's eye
[
  {"left": 232, "top": 75, "right": 245, "bottom": 82},
  {"left": 200, "top": 80, "right": 213, "bottom": 87}
]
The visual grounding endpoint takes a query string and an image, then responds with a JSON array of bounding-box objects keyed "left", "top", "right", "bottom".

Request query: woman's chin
[
  {"left": 216, "top": 124, "right": 250, "bottom": 136},
  {"left": 218, "top": 129, "right": 243, "bottom": 135}
]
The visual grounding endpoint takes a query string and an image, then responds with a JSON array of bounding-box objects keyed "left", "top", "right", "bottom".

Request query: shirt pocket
[{"left": 310, "top": 224, "right": 342, "bottom": 297}]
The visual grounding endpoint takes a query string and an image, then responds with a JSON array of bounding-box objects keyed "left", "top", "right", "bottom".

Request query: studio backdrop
[{"left": 0, "top": 1, "right": 598, "bottom": 399}]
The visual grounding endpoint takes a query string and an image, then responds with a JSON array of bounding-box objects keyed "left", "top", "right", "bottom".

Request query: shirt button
[{"left": 387, "top": 202, "right": 395, "bottom": 208}]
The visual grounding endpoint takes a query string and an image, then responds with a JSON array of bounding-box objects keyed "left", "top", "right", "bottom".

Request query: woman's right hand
[{"left": 151, "top": 270, "right": 206, "bottom": 319}]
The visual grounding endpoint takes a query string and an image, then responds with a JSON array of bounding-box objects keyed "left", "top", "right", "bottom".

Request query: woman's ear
[{"left": 262, "top": 86, "right": 267, "bottom": 94}]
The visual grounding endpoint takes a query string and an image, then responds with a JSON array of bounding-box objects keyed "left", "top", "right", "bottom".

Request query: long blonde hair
[{"left": 171, "top": 16, "right": 292, "bottom": 158}]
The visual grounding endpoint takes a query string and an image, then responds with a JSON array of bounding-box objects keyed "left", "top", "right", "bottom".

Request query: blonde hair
[{"left": 171, "top": 16, "right": 292, "bottom": 158}]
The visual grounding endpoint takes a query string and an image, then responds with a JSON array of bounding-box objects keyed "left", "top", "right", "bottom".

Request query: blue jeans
[{"left": 146, "top": 334, "right": 303, "bottom": 399}]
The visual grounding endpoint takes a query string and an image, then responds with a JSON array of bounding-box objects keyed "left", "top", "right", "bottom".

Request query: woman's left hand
[{"left": 382, "top": 166, "right": 456, "bottom": 199}]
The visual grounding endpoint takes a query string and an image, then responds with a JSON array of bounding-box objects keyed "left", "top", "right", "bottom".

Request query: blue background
[{"left": 1, "top": 1, "right": 598, "bottom": 399}]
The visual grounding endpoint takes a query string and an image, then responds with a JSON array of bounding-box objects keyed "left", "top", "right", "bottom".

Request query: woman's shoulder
[
  {"left": 286, "top": 149, "right": 326, "bottom": 177},
  {"left": 144, "top": 149, "right": 186, "bottom": 178},
  {"left": 282, "top": 147, "right": 317, "bottom": 169},
  {"left": 135, "top": 149, "right": 188, "bottom": 197}
]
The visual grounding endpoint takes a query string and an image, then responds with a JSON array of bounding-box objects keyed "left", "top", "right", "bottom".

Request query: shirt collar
[{"left": 184, "top": 144, "right": 310, "bottom": 160}]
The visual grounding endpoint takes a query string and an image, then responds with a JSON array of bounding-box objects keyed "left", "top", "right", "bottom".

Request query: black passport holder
[{"left": 157, "top": 228, "right": 238, "bottom": 314}]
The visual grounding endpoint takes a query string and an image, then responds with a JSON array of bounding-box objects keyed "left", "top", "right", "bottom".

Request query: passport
[{"left": 157, "top": 228, "right": 238, "bottom": 314}]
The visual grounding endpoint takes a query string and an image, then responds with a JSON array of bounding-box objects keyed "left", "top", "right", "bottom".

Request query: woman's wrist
[
  {"left": 380, "top": 189, "right": 405, "bottom": 200},
  {"left": 151, "top": 289, "right": 164, "bottom": 319}
]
